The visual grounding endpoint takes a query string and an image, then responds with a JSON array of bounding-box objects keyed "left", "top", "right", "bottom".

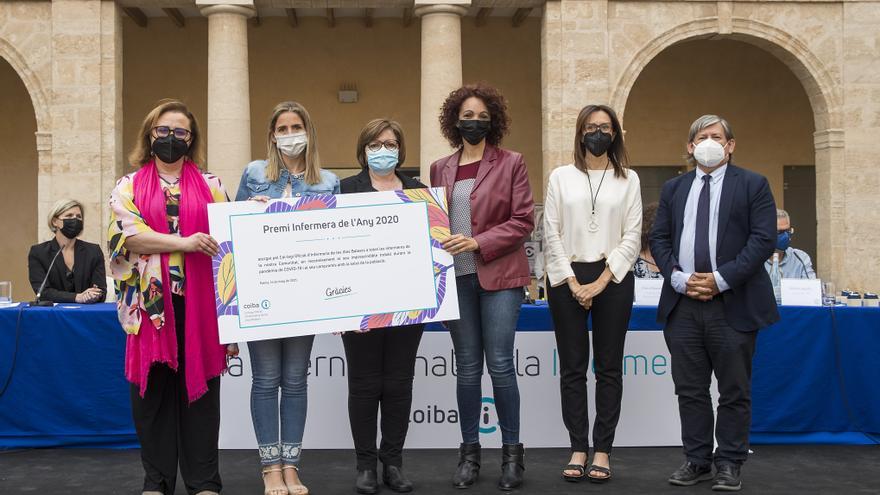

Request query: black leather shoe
[
  {"left": 452, "top": 442, "right": 481, "bottom": 489},
  {"left": 668, "top": 461, "right": 713, "bottom": 486},
  {"left": 498, "top": 443, "right": 525, "bottom": 491},
  {"left": 356, "top": 469, "right": 379, "bottom": 495},
  {"left": 712, "top": 464, "right": 742, "bottom": 492},
  {"left": 383, "top": 465, "right": 413, "bottom": 493}
]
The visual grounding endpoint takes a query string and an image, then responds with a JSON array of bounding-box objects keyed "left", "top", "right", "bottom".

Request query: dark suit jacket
[
  {"left": 28, "top": 239, "right": 107, "bottom": 303},
  {"left": 340, "top": 168, "right": 427, "bottom": 194},
  {"left": 649, "top": 164, "right": 779, "bottom": 332},
  {"left": 429, "top": 145, "right": 535, "bottom": 291}
]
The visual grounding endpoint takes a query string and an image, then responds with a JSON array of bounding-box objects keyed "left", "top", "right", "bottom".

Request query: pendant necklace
[{"left": 585, "top": 161, "right": 610, "bottom": 233}]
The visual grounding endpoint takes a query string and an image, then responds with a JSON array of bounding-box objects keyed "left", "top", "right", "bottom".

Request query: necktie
[{"left": 694, "top": 174, "right": 712, "bottom": 273}]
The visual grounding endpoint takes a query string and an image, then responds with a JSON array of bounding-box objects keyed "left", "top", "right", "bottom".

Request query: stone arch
[
  {"left": 610, "top": 16, "right": 845, "bottom": 283},
  {"left": 610, "top": 18, "right": 841, "bottom": 133},
  {"left": 0, "top": 36, "right": 51, "bottom": 134}
]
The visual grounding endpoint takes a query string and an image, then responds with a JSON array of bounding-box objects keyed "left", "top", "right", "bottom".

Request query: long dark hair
[{"left": 573, "top": 104, "right": 628, "bottom": 178}]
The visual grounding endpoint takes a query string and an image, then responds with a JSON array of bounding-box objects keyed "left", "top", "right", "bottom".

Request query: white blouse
[{"left": 543, "top": 164, "right": 642, "bottom": 287}]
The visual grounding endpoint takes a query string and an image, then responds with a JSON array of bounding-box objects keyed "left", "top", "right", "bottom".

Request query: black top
[
  {"left": 28, "top": 238, "right": 107, "bottom": 303},
  {"left": 339, "top": 169, "right": 429, "bottom": 334},
  {"left": 339, "top": 169, "right": 427, "bottom": 194}
]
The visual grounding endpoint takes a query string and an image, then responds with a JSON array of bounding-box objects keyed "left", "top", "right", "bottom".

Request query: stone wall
[
  {"left": 49, "top": 0, "right": 123, "bottom": 250},
  {"left": 541, "top": 0, "right": 878, "bottom": 290}
]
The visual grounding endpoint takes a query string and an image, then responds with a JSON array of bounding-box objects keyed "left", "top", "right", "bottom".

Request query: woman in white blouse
[{"left": 543, "top": 104, "right": 641, "bottom": 484}]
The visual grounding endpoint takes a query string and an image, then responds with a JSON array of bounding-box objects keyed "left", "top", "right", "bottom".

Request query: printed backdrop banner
[
  {"left": 219, "top": 330, "right": 711, "bottom": 449},
  {"left": 208, "top": 188, "right": 458, "bottom": 343}
]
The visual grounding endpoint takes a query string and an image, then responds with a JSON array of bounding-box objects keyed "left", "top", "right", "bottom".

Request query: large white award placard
[{"left": 208, "top": 188, "right": 458, "bottom": 343}]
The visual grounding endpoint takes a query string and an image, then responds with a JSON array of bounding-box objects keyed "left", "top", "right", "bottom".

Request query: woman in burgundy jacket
[{"left": 429, "top": 83, "right": 535, "bottom": 492}]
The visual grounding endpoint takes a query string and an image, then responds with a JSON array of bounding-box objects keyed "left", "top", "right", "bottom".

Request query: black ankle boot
[
  {"left": 498, "top": 443, "right": 525, "bottom": 491},
  {"left": 355, "top": 469, "right": 379, "bottom": 494},
  {"left": 452, "top": 442, "right": 481, "bottom": 489},
  {"left": 383, "top": 465, "right": 413, "bottom": 493}
]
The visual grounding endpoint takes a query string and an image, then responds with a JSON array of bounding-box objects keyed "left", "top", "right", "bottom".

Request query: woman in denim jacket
[{"left": 235, "top": 101, "right": 339, "bottom": 495}]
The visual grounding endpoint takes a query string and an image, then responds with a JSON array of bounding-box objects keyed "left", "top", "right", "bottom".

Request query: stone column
[
  {"left": 49, "top": 0, "right": 123, "bottom": 250},
  {"left": 197, "top": 1, "right": 255, "bottom": 193},
  {"left": 813, "top": 129, "right": 846, "bottom": 288},
  {"left": 414, "top": 1, "right": 470, "bottom": 184},
  {"left": 839, "top": 1, "right": 880, "bottom": 290},
  {"left": 540, "top": 0, "right": 610, "bottom": 190}
]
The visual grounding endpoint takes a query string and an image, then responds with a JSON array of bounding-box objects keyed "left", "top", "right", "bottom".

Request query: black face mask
[
  {"left": 457, "top": 119, "right": 491, "bottom": 146},
  {"left": 60, "top": 218, "right": 83, "bottom": 239},
  {"left": 581, "top": 130, "right": 613, "bottom": 157},
  {"left": 151, "top": 135, "right": 190, "bottom": 164}
]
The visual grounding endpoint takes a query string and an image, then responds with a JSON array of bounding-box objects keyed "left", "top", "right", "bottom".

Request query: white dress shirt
[
  {"left": 671, "top": 165, "right": 731, "bottom": 294},
  {"left": 543, "top": 164, "right": 642, "bottom": 286}
]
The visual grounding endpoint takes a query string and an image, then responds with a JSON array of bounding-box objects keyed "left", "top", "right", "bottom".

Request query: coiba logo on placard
[
  {"left": 479, "top": 397, "right": 498, "bottom": 435},
  {"left": 242, "top": 300, "right": 271, "bottom": 311}
]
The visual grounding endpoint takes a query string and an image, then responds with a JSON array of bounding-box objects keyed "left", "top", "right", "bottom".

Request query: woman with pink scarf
[{"left": 108, "top": 100, "right": 237, "bottom": 495}]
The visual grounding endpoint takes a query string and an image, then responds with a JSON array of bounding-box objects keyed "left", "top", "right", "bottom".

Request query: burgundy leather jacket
[{"left": 430, "top": 145, "right": 535, "bottom": 291}]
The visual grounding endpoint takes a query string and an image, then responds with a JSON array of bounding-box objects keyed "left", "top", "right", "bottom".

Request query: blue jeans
[
  {"left": 249, "top": 335, "right": 314, "bottom": 466},
  {"left": 449, "top": 274, "right": 523, "bottom": 445}
]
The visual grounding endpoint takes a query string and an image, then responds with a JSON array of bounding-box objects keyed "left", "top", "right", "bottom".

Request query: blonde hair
[
  {"left": 48, "top": 199, "right": 83, "bottom": 232},
  {"left": 266, "top": 101, "right": 322, "bottom": 185},
  {"left": 128, "top": 99, "right": 204, "bottom": 169}
]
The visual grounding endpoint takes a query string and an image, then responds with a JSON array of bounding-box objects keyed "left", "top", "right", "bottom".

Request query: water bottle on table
[{"left": 0, "top": 281, "right": 11, "bottom": 306}]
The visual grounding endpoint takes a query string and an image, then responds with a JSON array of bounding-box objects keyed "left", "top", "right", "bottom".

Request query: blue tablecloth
[
  {"left": 0, "top": 304, "right": 134, "bottom": 448},
  {"left": 1, "top": 303, "right": 877, "bottom": 449}
]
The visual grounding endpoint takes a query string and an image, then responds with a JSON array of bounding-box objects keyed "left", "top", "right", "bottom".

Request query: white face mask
[
  {"left": 692, "top": 139, "right": 727, "bottom": 168},
  {"left": 275, "top": 132, "right": 308, "bottom": 157}
]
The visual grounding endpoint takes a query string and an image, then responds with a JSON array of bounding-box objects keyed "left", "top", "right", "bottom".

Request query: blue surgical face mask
[
  {"left": 366, "top": 148, "right": 399, "bottom": 176},
  {"left": 776, "top": 231, "right": 791, "bottom": 251}
]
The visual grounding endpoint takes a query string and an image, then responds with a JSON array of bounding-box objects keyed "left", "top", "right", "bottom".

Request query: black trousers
[
  {"left": 547, "top": 261, "right": 634, "bottom": 453},
  {"left": 664, "top": 296, "right": 757, "bottom": 468},
  {"left": 342, "top": 324, "right": 424, "bottom": 471},
  {"left": 130, "top": 294, "right": 222, "bottom": 495}
]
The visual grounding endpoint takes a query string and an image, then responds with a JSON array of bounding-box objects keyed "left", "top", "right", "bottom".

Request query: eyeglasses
[
  {"left": 366, "top": 140, "right": 400, "bottom": 153},
  {"left": 778, "top": 227, "right": 795, "bottom": 235},
  {"left": 584, "top": 123, "right": 613, "bottom": 133},
  {"left": 152, "top": 126, "right": 192, "bottom": 140}
]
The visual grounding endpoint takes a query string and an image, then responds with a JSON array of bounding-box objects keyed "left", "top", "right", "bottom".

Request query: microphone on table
[
  {"left": 30, "top": 243, "right": 65, "bottom": 307},
  {"left": 791, "top": 250, "right": 811, "bottom": 278}
]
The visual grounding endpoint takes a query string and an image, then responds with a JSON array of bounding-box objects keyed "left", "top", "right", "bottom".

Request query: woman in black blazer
[
  {"left": 340, "top": 119, "right": 426, "bottom": 495},
  {"left": 28, "top": 199, "right": 106, "bottom": 303}
]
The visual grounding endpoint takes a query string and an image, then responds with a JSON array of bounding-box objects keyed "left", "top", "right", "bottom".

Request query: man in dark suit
[{"left": 650, "top": 115, "right": 779, "bottom": 492}]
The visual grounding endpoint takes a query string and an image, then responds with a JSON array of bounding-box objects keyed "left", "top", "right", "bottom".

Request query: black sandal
[
  {"left": 562, "top": 463, "right": 586, "bottom": 482},
  {"left": 587, "top": 464, "right": 612, "bottom": 483}
]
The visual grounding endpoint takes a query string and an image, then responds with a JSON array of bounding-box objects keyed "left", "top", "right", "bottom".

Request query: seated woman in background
[
  {"left": 634, "top": 202, "right": 662, "bottom": 279},
  {"left": 28, "top": 198, "right": 106, "bottom": 303}
]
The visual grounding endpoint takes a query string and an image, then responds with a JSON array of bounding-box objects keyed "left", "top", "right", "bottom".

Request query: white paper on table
[
  {"left": 780, "top": 278, "right": 822, "bottom": 306},
  {"left": 633, "top": 278, "right": 663, "bottom": 306}
]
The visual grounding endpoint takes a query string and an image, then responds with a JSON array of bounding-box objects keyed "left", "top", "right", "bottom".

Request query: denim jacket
[{"left": 234, "top": 160, "right": 340, "bottom": 201}]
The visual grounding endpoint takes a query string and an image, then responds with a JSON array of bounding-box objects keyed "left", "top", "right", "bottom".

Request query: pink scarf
[{"left": 127, "top": 160, "right": 226, "bottom": 403}]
